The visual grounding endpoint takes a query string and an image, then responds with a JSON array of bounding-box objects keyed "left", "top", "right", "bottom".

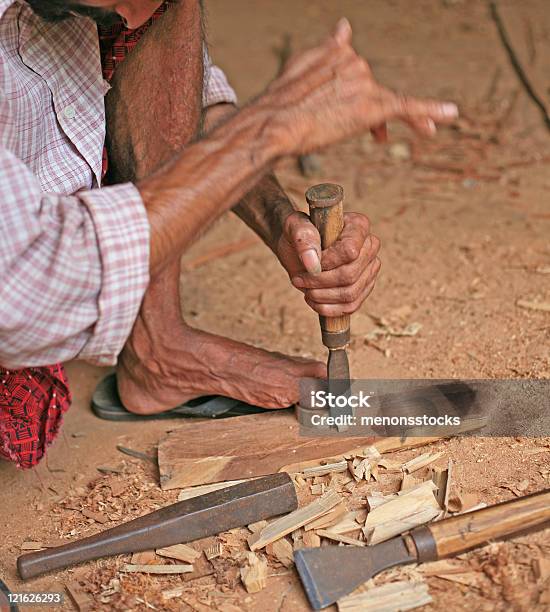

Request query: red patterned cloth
[
  {"left": 0, "top": 365, "right": 71, "bottom": 468},
  {"left": 0, "top": 5, "right": 170, "bottom": 469}
]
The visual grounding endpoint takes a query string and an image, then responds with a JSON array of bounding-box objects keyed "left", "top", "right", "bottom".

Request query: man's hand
[
  {"left": 264, "top": 18, "right": 458, "bottom": 155},
  {"left": 276, "top": 211, "right": 380, "bottom": 316}
]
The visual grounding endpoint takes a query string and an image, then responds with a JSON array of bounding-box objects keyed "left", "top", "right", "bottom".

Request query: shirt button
[{"left": 63, "top": 105, "right": 76, "bottom": 119}]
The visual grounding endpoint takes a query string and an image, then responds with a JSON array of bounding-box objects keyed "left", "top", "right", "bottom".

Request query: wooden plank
[
  {"left": 249, "top": 490, "right": 342, "bottom": 550},
  {"left": 159, "top": 411, "right": 381, "bottom": 489}
]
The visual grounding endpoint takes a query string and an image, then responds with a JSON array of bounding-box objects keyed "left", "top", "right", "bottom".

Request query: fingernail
[
  {"left": 442, "top": 103, "right": 459, "bottom": 118},
  {"left": 301, "top": 249, "right": 322, "bottom": 275},
  {"left": 293, "top": 276, "right": 305, "bottom": 288},
  {"left": 427, "top": 118, "right": 436, "bottom": 134}
]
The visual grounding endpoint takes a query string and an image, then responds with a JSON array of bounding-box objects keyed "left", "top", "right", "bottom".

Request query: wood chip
[
  {"left": 447, "top": 491, "right": 479, "bottom": 513},
  {"left": 156, "top": 544, "right": 200, "bottom": 564},
  {"left": 400, "top": 473, "right": 422, "bottom": 492},
  {"left": 316, "top": 529, "right": 365, "bottom": 547},
  {"left": 65, "top": 581, "right": 95, "bottom": 612},
  {"left": 81, "top": 509, "right": 108, "bottom": 524},
  {"left": 131, "top": 550, "right": 157, "bottom": 565},
  {"left": 533, "top": 557, "right": 550, "bottom": 582},
  {"left": 20, "top": 541, "right": 44, "bottom": 550},
  {"left": 291, "top": 528, "right": 305, "bottom": 551},
  {"left": 419, "top": 559, "right": 472, "bottom": 576},
  {"left": 377, "top": 458, "right": 403, "bottom": 472},
  {"left": 366, "top": 493, "right": 398, "bottom": 511},
  {"left": 516, "top": 299, "right": 550, "bottom": 313},
  {"left": 121, "top": 564, "right": 193, "bottom": 574},
  {"left": 402, "top": 452, "right": 444, "bottom": 474},
  {"left": 204, "top": 542, "right": 223, "bottom": 560},
  {"left": 301, "top": 531, "right": 321, "bottom": 548},
  {"left": 298, "top": 460, "right": 349, "bottom": 477},
  {"left": 162, "top": 586, "right": 188, "bottom": 601},
  {"left": 109, "top": 480, "right": 127, "bottom": 497},
  {"left": 249, "top": 490, "right": 342, "bottom": 550},
  {"left": 338, "top": 580, "right": 432, "bottom": 612},
  {"left": 240, "top": 552, "right": 267, "bottom": 593},
  {"left": 310, "top": 483, "right": 325, "bottom": 495},
  {"left": 248, "top": 520, "right": 268, "bottom": 534},
  {"left": 280, "top": 436, "right": 451, "bottom": 474},
  {"left": 430, "top": 459, "right": 452, "bottom": 512},
  {"left": 434, "top": 572, "right": 484, "bottom": 588},
  {"left": 363, "top": 481, "right": 441, "bottom": 545},
  {"left": 266, "top": 538, "right": 294, "bottom": 567},
  {"left": 177, "top": 479, "right": 249, "bottom": 502},
  {"left": 328, "top": 512, "right": 362, "bottom": 534},
  {"left": 303, "top": 502, "right": 347, "bottom": 531}
]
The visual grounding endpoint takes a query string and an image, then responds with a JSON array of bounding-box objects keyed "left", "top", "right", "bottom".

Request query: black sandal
[{"left": 91, "top": 373, "right": 270, "bottom": 421}]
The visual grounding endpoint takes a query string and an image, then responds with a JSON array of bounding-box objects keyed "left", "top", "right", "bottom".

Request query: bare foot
[{"left": 117, "top": 270, "right": 326, "bottom": 414}]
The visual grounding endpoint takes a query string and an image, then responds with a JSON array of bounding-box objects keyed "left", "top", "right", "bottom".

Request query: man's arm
[
  {"left": 204, "top": 102, "right": 296, "bottom": 253},
  {"left": 141, "top": 20, "right": 457, "bottom": 278}
]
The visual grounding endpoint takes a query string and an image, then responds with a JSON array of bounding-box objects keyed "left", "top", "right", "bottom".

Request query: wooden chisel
[
  {"left": 306, "top": 184, "right": 352, "bottom": 429},
  {"left": 295, "top": 487, "right": 550, "bottom": 609}
]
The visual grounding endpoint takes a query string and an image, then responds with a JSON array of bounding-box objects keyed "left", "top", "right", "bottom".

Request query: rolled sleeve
[
  {"left": 76, "top": 183, "right": 150, "bottom": 365},
  {"left": 0, "top": 149, "right": 149, "bottom": 368},
  {"left": 202, "top": 46, "right": 237, "bottom": 108}
]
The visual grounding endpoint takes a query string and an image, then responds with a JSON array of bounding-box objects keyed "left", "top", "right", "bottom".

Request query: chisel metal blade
[
  {"left": 327, "top": 348, "right": 352, "bottom": 429},
  {"left": 294, "top": 536, "right": 417, "bottom": 609}
]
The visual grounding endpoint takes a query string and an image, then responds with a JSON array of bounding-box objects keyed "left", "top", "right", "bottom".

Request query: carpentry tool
[
  {"left": 306, "top": 184, "right": 352, "bottom": 428},
  {"left": 295, "top": 488, "right": 550, "bottom": 609},
  {"left": 17, "top": 473, "right": 296, "bottom": 580}
]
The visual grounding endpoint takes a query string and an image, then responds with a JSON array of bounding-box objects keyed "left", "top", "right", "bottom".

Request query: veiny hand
[
  {"left": 265, "top": 18, "right": 459, "bottom": 154},
  {"left": 276, "top": 211, "right": 380, "bottom": 316}
]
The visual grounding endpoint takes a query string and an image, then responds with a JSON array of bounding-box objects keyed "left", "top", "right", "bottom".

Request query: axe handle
[
  {"left": 306, "top": 183, "right": 350, "bottom": 349},
  {"left": 412, "top": 488, "right": 550, "bottom": 561}
]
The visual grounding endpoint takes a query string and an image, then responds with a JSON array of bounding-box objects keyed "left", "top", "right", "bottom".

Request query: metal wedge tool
[
  {"left": 306, "top": 183, "right": 352, "bottom": 430},
  {"left": 18, "top": 473, "right": 297, "bottom": 580}
]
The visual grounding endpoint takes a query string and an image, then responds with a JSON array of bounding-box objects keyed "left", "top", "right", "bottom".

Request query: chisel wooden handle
[
  {"left": 411, "top": 488, "right": 550, "bottom": 561},
  {"left": 306, "top": 183, "right": 350, "bottom": 349}
]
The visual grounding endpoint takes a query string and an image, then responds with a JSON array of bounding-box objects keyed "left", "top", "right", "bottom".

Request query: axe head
[{"left": 294, "top": 537, "right": 417, "bottom": 609}]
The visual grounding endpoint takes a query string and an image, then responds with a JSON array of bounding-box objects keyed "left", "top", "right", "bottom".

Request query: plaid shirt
[{"left": 0, "top": 0, "right": 236, "bottom": 369}]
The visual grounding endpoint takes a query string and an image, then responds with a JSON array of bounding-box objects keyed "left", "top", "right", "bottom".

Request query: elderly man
[{"left": 0, "top": 0, "right": 457, "bottom": 468}]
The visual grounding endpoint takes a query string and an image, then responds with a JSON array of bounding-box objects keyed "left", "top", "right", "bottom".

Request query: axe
[{"left": 295, "top": 488, "right": 550, "bottom": 609}]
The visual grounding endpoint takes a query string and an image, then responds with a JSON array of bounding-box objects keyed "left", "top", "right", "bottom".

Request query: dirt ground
[{"left": 1, "top": 0, "right": 550, "bottom": 610}]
